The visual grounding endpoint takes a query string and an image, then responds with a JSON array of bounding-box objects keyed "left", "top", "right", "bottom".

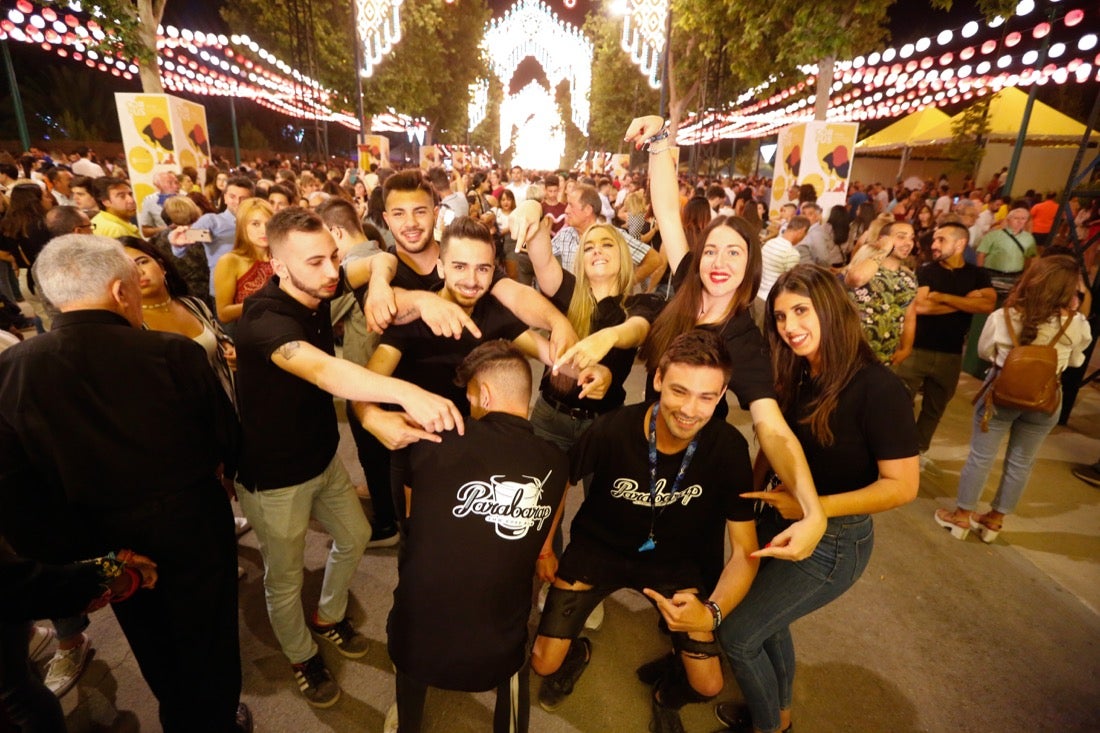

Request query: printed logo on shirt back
[{"left": 452, "top": 472, "right": 554, "bottom": 540}]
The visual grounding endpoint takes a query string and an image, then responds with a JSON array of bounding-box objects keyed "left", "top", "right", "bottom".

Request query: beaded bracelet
[
  {"left": 647, "top": 128, "right": 670, "bottom": 146},
  {"left": 702, "top": 599, "right": 723, "bottom": 631}
]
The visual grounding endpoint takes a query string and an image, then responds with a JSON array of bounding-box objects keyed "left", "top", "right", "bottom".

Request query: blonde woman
[{"left": 214, "top": 197, "right": 274, "bottom": 324}]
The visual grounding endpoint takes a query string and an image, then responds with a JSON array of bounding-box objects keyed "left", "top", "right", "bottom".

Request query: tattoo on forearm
[
  {"left": 392, "top": 308, "right": 418, "bottom": 325},
  {"left": 277, "top": 341, "right": 302, "bottom": 360}
]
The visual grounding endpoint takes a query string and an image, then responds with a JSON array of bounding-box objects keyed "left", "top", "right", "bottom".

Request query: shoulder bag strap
[{"left": 1003, "top": 231, "right": 1027, "bottom": 257}]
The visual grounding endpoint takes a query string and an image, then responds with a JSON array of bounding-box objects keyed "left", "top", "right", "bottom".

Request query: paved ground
[{"left": 39, "top": 359, "right": 1100, "bottom": 733}]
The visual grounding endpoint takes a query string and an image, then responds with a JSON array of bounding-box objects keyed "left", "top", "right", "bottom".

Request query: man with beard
[
  {"left": 356, "top": 217, "right": 606, "bottom": 523},
  {"left": 351, "top": 171, "right": 578, "bottom": 545},
  {"left": 233, "top": 207, "right": 464, "bottom": 708},
  {"left": 894, "top": 222, "right": 995, "bottom": 458}
]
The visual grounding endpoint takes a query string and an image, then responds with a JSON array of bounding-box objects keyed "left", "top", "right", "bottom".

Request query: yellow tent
[
  {"left": 856, "top": 107, "right": 952, "bottom": 152},
  {"left": 909, "top": 86, "right": 1099, "bottom": 146}
]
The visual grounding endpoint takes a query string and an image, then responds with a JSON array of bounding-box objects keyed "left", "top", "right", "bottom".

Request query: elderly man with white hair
[
  {"left": 138, "top": 170, "right": 181, "bottom": 238},
  {"left": 0, "top": 235, "right": 251, "bottom": 732}
]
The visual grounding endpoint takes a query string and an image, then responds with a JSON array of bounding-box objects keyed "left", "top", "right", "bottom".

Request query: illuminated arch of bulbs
[
  {"left": 355, "top": 0, "right": 403, "bottom": 78},
  {"left": 483, "top": 0, "right": 592, "bottom": 135},
  {"left": 0, "top": 0, "right": 421, "bottom": 133},
  {"left": 468, "top": 78, "right": 489, "bottom": 131},
  {"left": 674, "top": 0, "right": 1098, "bottom": 143}
]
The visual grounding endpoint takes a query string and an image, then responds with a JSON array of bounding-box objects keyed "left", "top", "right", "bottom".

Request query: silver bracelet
[{"left": 647, "top": 128, "right": 670, "bottom": 146}]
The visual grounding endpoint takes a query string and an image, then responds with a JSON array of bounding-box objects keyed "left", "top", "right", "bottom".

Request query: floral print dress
[{"left": 849, "top": 264, "right": 917, "bottom": 363}]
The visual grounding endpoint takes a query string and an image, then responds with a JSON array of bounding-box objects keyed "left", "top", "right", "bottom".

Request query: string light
[
  {"left": 354, "top": 0, "right": 403, "bottom": 78},
  {"left": 677, "top": 1, "right": 1097, "bottom": 144},
  {"left": 619, "top": 0, "right": 668, "bottom": 89}
]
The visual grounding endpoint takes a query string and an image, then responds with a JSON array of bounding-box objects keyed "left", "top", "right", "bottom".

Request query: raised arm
[
  {"left": 625, "top": 116, "right": 689, "bottom": 274},
  {"left": 512, "top": 199, "right": 564, "bottom": 297}
]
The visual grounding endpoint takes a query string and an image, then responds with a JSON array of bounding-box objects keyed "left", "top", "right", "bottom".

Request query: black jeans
[{"left": 395, "top": 665, "right": 530, "bottom": 733}]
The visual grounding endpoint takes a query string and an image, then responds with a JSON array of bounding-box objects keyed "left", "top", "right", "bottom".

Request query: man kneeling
[
  {"left": 387, "top": 340, "right": 568, "bottom": 732},
  {"left": 531, "top": 329, "right": 760, "bottom": 733}
]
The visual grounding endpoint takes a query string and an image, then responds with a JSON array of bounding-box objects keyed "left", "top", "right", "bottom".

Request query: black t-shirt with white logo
[
  {"left": 569, "top": 403, "right": 754, "bottom": 571},
  {"left": 913, "top": 262, "right": 992, "bottom": 353},
  {"left": 380, "top": 294, "right": 528, "bottom": 414},
  {"left": 388, "top": 412, "right": 568, "bottom": 691}
]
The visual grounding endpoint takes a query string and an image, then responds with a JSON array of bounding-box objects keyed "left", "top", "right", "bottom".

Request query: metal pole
[
  {"left": 1, "top": 40, "right": 30, "bottom": 150},
  {"left": 352, "top": 3, "right": 366, "bottom": 147},
  {"left": 658, "top": 9, "right": 672, "bottom": 119},
  {"left": 1001, "top": 7, "right": 1054, "bottom": 197},
  {"left": 229, "top": 96, "right": 241, "bottom": 168}
]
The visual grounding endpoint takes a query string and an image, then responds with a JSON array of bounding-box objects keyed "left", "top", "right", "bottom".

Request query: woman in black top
[
  {"left": 627, "top": 115, "right": 827, "bottom": 561},
  {"left": 711, "top": 265, "right": 919, "bottom": 733},
  {"left": 0, "top": 182, "right": 52, "bottom": 303}
]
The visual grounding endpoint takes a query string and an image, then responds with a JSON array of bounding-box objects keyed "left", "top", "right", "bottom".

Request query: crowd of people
[{"left": 0, "top": 116, "right": 1096, "bottom": 733}]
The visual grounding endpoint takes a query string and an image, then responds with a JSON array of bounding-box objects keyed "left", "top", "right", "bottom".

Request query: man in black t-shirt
[
  {"left": 387, "top": 341, "right": 568, "bottom": 733},
  {"left": 350, "top": 172, "right": 578, "bottom": 543},
  {"left": 894, "top": 222, "right": 995, "bottom": 454},
  {"left": 356, "top": 217, "right": 607, "bottom": 520},
  {"left": 233, "top": 208, "right": 464, "bottom": 709},
  {"left": 530, "top": 330, "right": 759, "bottom": 733}
]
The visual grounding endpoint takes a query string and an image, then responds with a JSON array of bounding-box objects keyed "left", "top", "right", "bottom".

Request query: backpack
[{"left": 974, "top": 309, "right": 1072, "bottom": 431}]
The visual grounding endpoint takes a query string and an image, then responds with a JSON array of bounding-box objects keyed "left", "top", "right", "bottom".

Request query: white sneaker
[
  {"left": 919, "top": 453, "right": 936, "bottom": 472},
  {"left": 28, "top": 625, "right": 55, "bottom": 661},
  {"left": 383, "top": 703, "right": 399, "bottom": 733},
  {"left": 44, "top": 634, "right": 92, "bottom": 697},
  {"left": 584, "top": 601, "right": 605, "bottom": 631},
  {"left": 234, "top": 516, "right": 251, "bottom": 536}
]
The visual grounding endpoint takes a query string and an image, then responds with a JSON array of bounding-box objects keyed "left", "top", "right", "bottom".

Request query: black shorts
[{"left": 538, "top": 533, "right": 707, "bottom": 641}]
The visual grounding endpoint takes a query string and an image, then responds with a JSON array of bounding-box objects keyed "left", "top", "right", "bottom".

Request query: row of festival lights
[
  {"left": 678, "top": 0, "right": 1098, "bottom": 143},
  {"left": 0, "top": 0, "right": 426, "bottom": 133}
]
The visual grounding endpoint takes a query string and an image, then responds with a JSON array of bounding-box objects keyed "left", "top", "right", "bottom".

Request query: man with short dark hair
[
  {"left": 551, "top": 184, "right": 659, "bottom": 282},
  {"left": 530, "top": 329, "right": 759, "bottom": 733},
  {"left": 543, "top": 174, "right": 567, "bottom": 235},
  {"left": 233, "top": 207, "right": 462, "bottom": 708},
  {"left": 68, "top": 175, "right": 98, "bottom": 217},
  {"left": 44, "top": 167, "right": 74, "bottom": 207},
  {"left": 385, "top": 340, "right": 569, "bottom": 733},
  {"left": 796, "top": 203, "right": 842, "bottom": 268},
  {"left": 89, "top": 177, "right": 138, "bottom": 239},
  {"left": 170, "top": 175, "right": 255, "bottom": 296},
  {"left": 894, "top": 222, "right": 995, "bottom": 457},
  {"left": 69, "top": 146, "right": 105, "bottom": 178}
]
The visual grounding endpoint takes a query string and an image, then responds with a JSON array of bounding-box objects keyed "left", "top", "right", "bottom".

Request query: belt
[
  {"left": 543, "top": 393, "right": 599, "bottom": 421},
  {"left": 984, "top": 268, "right": 1021, "bottom": 276}
]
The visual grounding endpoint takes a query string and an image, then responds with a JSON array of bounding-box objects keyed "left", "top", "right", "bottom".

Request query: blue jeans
[
  {"left": 530, "top": 395, "right": 595, "bottom": 555},
  {"left": 719, "top": 513, "right": 874, "bottom": 733},
  {"left": 955, "top": 396, "right": 1061, "bottom": 514}
]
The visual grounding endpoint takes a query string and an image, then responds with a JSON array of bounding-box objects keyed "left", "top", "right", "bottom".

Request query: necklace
[
  {"left": 142, "top": 297, "right": 172, "bottom": 311},
  {"left": 638, "top": 403, "right": 699, "bottom": 553}
]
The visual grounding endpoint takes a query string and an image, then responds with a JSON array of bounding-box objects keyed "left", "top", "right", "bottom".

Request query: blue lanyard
[{"left": 640, "top": 403, "right": 698, "bottom": 552}]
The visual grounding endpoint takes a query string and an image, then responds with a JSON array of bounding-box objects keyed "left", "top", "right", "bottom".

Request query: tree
[
  {"left": 359, "top": 0, "right": 490, "bottom": 141},
  {"left": 468, "top": 75, "right": 503, "bottom": 160},
  {"left": 944, "top": 97, "right": 991, "bottom": 177},
  {"left": 586, "top": 12, "right": 660, "bottom": 151},
  {"left": 672, "top": 0, "right": 1020, "bottom": 121},
  {"left": 28, "top": 0, "right": 168, "bottom": 93}
]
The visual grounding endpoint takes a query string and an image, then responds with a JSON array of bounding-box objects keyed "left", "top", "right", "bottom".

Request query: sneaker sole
[
  {"left": 46, "top": 646, "right": 94, "bottom": 698},
  {"left": 363, "top": 534, "right": 400, "bottom": 550},
  {"left": 310, "top": 630, "right": 370, "bottom": 659},
  {"left": 303, "top": 688, "right": 341, "bottom": 709}
]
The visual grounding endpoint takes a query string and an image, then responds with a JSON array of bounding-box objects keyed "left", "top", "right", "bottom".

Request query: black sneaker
[
  {"left": 235, "top": 702, "right": 253, "bottom": 733},
  {"left": 715, "top": 702, "right": 792, "bottom": 733},
  {"left": 1071, "top": 461, "right": 1100, "bottom": 487},
  {"left": 538, "top": 637, "right": 591, "bottom": 712},
  {"left": 309, "top": 616, "right": 370, "bottom": 659},
  {"left": 650, "top": 694, "right": 686, "bottom": 733},
  {"left": 291, "top": 654, "right": 340, "bottom": 708},
  {"left": 364, "top": 524, "right": 400, "bottom": 549}
]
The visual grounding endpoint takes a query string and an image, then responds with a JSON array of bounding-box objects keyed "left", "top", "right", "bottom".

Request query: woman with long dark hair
[
  {"left": 0, "top": 182, "right": 52, "bottom": 304},
  {"left": 935, "top": 255, "right": 1091, "bottom": 542},
  {"left": 628, "top": 116, "right": 825, "bottom": 557},
  {"left": 714, "top": 265, "right": 918, "bottom": 733}
]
